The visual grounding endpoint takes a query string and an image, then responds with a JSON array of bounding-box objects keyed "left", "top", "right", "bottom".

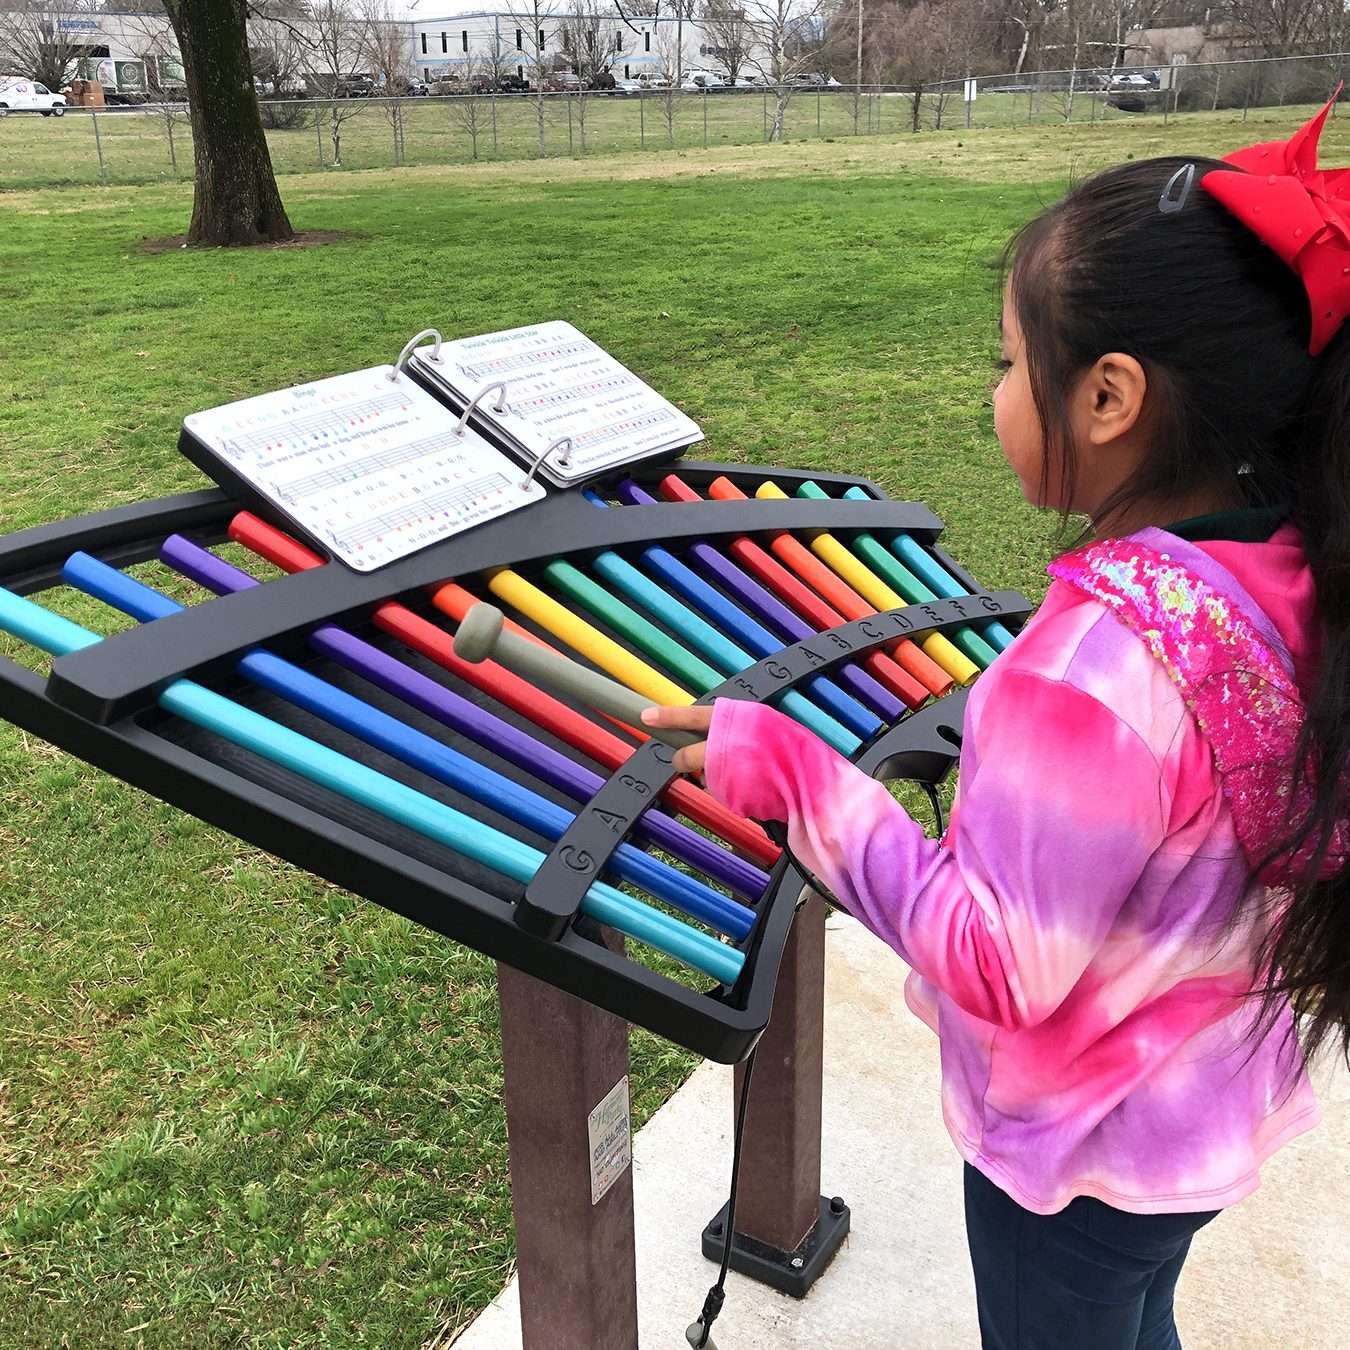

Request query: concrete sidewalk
[{"left": 455, "top": 912, "right": 1350, "bottom": 1349}]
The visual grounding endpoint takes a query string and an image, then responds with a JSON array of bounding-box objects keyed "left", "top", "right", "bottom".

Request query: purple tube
[
  {"left": 160, "top": 534, "right": 770, "bottom": 903},
  {"left": 616, "top": 480, "right": 904, "bottom": 722}
]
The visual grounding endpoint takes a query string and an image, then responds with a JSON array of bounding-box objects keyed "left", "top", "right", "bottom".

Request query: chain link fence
[{"left": 3, "top": 51, "right": 1348, "bottom": 191}]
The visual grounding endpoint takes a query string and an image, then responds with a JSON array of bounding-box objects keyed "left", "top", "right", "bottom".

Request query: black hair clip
[{"left": 1159, "top": 163, "right": 1197, "bottom": 214}]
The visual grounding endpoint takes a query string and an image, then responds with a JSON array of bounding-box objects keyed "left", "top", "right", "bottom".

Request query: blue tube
[
  {"left": 60, "top": 552, "right": 755, "bottom": 941},
  {"left": 0, "top": 580, "right": 745, "bottom": 986},
  {"left": 581, "top": 492, "right": 864, "bottom": 754}
]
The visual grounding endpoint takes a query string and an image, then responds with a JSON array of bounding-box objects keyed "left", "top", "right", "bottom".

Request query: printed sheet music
[
  {"left": 182, "top": 367, "right": 544, "bottom": 572},
  {"left": 410, "top": 321, "right": 703, "bottom": 485}
]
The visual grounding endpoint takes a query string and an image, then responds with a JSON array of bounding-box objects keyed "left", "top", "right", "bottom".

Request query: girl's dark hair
[{"left": 1005, "top": 156, "right": 1350, "bottom": 1065}]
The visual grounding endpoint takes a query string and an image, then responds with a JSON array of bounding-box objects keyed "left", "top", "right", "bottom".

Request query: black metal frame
[{"left": 0, "top": 461, "right": 1030, "bottom": 1062}]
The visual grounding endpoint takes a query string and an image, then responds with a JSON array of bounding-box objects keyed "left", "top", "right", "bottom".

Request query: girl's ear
[{"left": 1076, "top": 352, "right": 1148, "bottom": 447}]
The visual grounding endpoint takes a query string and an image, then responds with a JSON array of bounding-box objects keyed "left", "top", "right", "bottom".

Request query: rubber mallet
[{"left": 453, "top": 602, "right": 705, "bottom": 751}]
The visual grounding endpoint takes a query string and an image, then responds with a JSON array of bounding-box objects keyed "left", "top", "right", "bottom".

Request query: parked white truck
[{"left": 0, "top": 78, "right": 67, "bottom": 115}]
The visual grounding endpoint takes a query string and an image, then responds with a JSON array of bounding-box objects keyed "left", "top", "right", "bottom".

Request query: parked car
[
  {"left": 402, "top": 77, "right": 430, "bottom": 96},
  {"left": 614, "top": 78, "right": 646, "bottom": 96},
  {"left": 496, "top": 74, "right": 531, "bottom": 93},
  {"left": 0, "top": 79, "right": 66, "bottom": 116},
  {"left": 1110, "top": 73, "right": 1152, "bottom": 90},
  {"left": 336, "top": 74, "right": 374, "bottom": 97},
  {"left": 734, "top": 73, "right": 768, "bottom": 88},
  {"left": 588, "top": 71, "right": 616, "bottom": 92},
  {"left": 680, "top": 70, "right": 726, "bottom": 91},
  {"left": 1106, "top": 89, "right": 1152, "bottom": 113}
]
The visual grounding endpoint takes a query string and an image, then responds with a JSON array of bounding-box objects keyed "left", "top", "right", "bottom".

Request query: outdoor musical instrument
[{"left": 0, "top": 462, "right": 1030, "bottom": 1061}]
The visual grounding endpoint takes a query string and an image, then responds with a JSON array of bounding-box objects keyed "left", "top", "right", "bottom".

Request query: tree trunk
[{"left": 163, "top": 0, "right": 294, "bottom": 246}]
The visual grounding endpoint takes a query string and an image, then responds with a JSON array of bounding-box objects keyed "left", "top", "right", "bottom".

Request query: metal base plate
[{"left": 700, "top": 1194, "right": 850, "bottom": 1298}]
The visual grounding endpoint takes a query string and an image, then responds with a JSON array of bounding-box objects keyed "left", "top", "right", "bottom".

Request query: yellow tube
[
  {"left": 486, "top": 568, "right": 693, "bottom": 706},
  {"left": 755, "top": 482, "right": 980, "bottom": 686}
]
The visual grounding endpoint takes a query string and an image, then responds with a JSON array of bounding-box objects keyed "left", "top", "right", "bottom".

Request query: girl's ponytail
[{"left": 1257, "top": 338, "right": 1350, "bottom": 1065}]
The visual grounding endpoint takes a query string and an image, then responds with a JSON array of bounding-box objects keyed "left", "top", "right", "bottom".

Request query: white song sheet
[
  {"left": 182, "top": 367, "right": 544, "bottom": 572},
  {"left": 411, "top": 321, "right": 704, "bottom": 484}
]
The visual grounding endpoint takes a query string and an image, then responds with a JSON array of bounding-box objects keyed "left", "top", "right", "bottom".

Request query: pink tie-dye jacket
[{"left": 704, "top": 525, "right": 1323, "bottom": 1216}]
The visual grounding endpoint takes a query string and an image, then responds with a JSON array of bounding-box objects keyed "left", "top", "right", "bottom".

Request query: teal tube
[
  {"left": 0, "top": 584, "right": 745, "bottom": 986},
  {"left": 842, "top": 486, "right": 1016, "bottom": 651}
]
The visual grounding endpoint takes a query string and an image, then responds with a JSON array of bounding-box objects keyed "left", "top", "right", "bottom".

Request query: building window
[
  {"left": 420, "top": 32, "right": 427, "bottom": 53},
  {"left": 461, "top": 30, "right": 468, "bottom": 51},
  {"left": 537, "top": 27, "right": 544, "bottom": 47},
  {"left": 440, "top": 31, "right": 447, "bottom": 52},
  {"left": 424, "top": 67, "right": 431, "bottom": 80},
  {"left": 644, "top": 31, "right": 651, "bottom": 51},
  {"left": 517, "top": 63, "right": 524, "bottom": 78},
  {"left": 624, "top": 63, "right": 630, "bottom": 78},
  {"left": 616, "top": 29, "right": 623, "bottom": 49},
  {"left": 515, "top": 27, "right": 522, "bottom": 49}
]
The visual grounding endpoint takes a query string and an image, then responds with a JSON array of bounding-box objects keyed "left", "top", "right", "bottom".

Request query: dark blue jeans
[{"left": 963, "top": 1163, "right": 1220, "bottom": 1350}]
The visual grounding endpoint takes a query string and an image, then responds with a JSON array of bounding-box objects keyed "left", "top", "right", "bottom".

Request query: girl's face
[
  {"left": 992, "top": 298, "right": 1056, "bottom": 508},
  {"left": 993, "top": 292, "right": 1149, "bottom": 525}
]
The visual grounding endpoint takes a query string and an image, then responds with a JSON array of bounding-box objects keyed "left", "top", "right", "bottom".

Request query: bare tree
[
  {"left": 250, "top": 15, "right": 312, "bottom": 127},
  {"left": 558, "top": 0, "right": 618, "bottom": 83},
  {"left": 875, "top": 0, "right": 980, "bottom": 132},
  {"left": 305, "top": 0, "right": 372, "bottom": 167},
  {"left": 1224, "top": 0, "right": 1323, "bottom": 58},
  {"left": 479, "top": 19, "right": 514, "bottom": 91},
  {"left": 0, "top": 0, "right": 97, "bottom": 90},
  {"left": 700, "top": 0, "right": 753, "bottom": 84},
  {"left": 506, "top": 0, "right": 559, "bottom": 156},
  {"left": 445, "top": 53, "right": 493, "bottom": 158},
  {"left": 558, "top": 0, "right": 619, "bottom": 152},
  {"left": 121, "top": 12, "right": 193, "bottom": 175},
  {"left": 652, "top": 19, "right": 683, "bottom": 144},
  {"left": 361, "top": 0, "right": 412, "bottom": 164},
  {"left": 741, "top": 0, "right": 826, "bottom": 141},
  {"left": 616, "top": 0, "right": 694, "bottom": 83}
]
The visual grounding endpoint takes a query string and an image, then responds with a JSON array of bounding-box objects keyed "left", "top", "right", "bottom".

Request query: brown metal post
[
  {"left": 498, "top": 926, "right": 638, "bottom": 1350},
  {"left": 702, "top": 889, "right": 849, "bottom": 1296}
]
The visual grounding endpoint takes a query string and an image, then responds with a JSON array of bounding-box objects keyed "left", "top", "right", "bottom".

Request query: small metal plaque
[{"left": 587, "top": 1075, "right": 632, "bottom": 1205}]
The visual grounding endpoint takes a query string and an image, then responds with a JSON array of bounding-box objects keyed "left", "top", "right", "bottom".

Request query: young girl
[{"left": 645, "top": 100, "right": 1350, "bottom": 1349}]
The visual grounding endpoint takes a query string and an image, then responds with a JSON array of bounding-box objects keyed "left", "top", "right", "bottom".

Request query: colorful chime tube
[
  {"left": 701, "top": 474, "right": 955, "bottom": 701},
  {"left": 839, "top": 485, "right": 1015, "bottom": 652},
  {"left": 578, "top": 490, "right": 875, "bottom": 747},
  {"left": 62, "top": 550, "right": 756, "bottom": 940},
  {"left": 227, "top": 512, "right": 779, "bottom": 871},
  {"left": 477, "top": 500, "right": 865, "bottom": 758},
  {"left": 657, "top": 472, "right": 932, "bottom": 709},
  {"left": 0, "top": 583, "right": 744, "bottom": 987},
  {"left": 793, "top": 482, "right": 1000, "bottom": 668},
  {"left": 614, "top": 479, "right": 905, "bottom": 725},
  {"left": 754, "top": 481, "right": 980, "bottom": 687}
]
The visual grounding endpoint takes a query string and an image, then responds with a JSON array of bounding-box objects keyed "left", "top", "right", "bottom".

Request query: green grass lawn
[{"left": 0, "top": 110, "right": 1334, "bottom": 1346}]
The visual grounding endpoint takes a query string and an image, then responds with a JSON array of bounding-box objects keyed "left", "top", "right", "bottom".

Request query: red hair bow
[{"left": 1202, "top": 87, "right": 1350, "bottom": 354}]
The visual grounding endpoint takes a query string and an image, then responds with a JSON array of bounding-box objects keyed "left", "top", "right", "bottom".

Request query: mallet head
[{"left": 453, "top": 602, "right": 505, "bottom": 664}]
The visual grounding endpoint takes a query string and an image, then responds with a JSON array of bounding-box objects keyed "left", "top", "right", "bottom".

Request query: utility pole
[{"left": 855, "top": 0, "right": 862, "bottom": 90}]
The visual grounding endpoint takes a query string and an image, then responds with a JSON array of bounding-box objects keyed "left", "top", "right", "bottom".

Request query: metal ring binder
[
  {"left": 455, "top": 381, "right": 511, "bottom": 437},
  {"left": 389, "top": 328, "right": 444, "bottom": 381},
  {"left": 521, "top": 436, "right": 574, "bottom": 490}
]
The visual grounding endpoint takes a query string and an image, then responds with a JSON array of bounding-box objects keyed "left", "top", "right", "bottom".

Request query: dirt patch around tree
[{"left": 137, "top": 229, "right": 352, "bottom": 255}]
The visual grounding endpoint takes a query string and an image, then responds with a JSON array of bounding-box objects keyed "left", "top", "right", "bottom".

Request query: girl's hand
[{"left": 641, "top": 704, "right": 713, "bottom": 777}]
